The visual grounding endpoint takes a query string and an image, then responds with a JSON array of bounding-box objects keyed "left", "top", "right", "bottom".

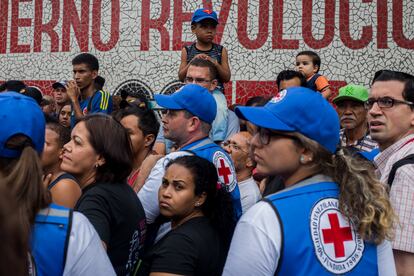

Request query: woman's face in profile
[
  {"left": 61, "top": 121, "right": 102, "bottom": 180},
  {"left": 251, "top": 129, "right": 303, "bottom": 179},
  {"left": 158, "top": 164, "right": 201, "bottom": 220}
]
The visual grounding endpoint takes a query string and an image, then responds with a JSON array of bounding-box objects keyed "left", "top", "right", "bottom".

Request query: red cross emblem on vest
[
  {"left": 322, "top": 213, "right": 353, "bottom": 258},
  {"left": 213, "top": 151, "right": 236, "bottom": 192},
  {"left": 310, "top": 198, "right": 364, "bottom": 274},
  {"left": 217, "top": 158, "right": 231, "bottom": 184}
]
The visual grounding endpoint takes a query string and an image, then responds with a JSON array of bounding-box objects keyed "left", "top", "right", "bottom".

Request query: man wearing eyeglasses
[
  {"left": 367, "top": 70, "right": 414, "bottom": 275},
  {"left": 185, "top": 58, "right": 239, "bottom": 143},
  {"left": 138, "top": 84, "right": 242, "bottom": 227},
  {"left": 333, "top": 84, "right": 377, "bottom": 152},
  {"left": 222, "top": 132, "right": 261, "bottom": 213}
]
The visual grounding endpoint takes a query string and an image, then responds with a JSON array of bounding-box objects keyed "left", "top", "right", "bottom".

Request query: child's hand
[
  {"left": 193, "top": 53, "right": 209, "bottom": 60},
  {"left": 193, "top": 54, "right": 218, "bottom": 65}
]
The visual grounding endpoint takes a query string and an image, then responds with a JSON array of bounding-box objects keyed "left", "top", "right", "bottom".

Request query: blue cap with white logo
[
  {"left": 235, "top": 87, "right": 340, "bottom": 154},
  {"left": 155, "top": 84, "right": 217, "bottom": 124}
]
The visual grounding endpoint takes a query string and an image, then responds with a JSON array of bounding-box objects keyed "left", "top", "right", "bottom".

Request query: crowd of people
[{"left": 0, "top": 7, "right": 413, "bottom": 276}]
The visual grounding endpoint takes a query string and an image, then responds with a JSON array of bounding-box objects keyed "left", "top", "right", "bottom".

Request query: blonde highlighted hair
[{"left": 294, "top": 133, "right": 395, "bottom": 244}]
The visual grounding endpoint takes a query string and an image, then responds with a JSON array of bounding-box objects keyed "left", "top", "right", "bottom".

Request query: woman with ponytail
[
  {"left": 223, "top": 87, "right": 396, "bottom": 276},
  {"left": 0, "top": 92, "right": 115, "bottom": 275},
  {"left": 139, "top": 155, "right": 235, "bottom": 276}
]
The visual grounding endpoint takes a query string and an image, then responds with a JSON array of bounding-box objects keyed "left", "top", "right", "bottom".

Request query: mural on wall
[{"left": 0, "top": 0, "right": 413, "bottom": 104}]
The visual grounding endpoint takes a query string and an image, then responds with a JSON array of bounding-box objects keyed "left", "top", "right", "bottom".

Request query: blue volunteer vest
[
  {"left": 182, "top": 137, "right": 243, "bottom": 220},
  {"left": 265, "top": 180, "right": 378, "bottom": 275},
  {"left": 31, "top": 204, "right": 72, "bottom": 276}
]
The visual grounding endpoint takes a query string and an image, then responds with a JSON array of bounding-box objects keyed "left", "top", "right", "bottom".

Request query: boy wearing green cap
[{"left": 333, "top": 84, "right": 378, "bottom": 152}]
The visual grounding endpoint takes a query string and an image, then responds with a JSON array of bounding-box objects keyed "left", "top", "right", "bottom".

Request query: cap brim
[
  {"left": 332, "top": 95, "right": 365, "bottom": 104},
  {"left": 154, "top": 94, "right": 182, "bottom": 110},
  {"left": 193, "top": 17, "right": 218, "bottom": 23},
  {"left": 52, "top": 83, "right": 65, "bottom": 89},
  {"left": 235, "top": 106, "right": 295, "bottom": 132}
]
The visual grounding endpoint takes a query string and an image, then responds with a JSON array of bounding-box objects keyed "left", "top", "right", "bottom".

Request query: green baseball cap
[{"left": 332, "top": 84, "right": 368, "bottom": 104}]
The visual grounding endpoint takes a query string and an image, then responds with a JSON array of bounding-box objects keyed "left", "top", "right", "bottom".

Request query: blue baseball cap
[
  {"left": 0, "top": 92, "right": 45, "bottom": 158},
  {"left": 235, "top": 87, "right": 340, "bottom": 153},
  {"left": 155, "top": 84, "right": 217, "bottom": 124},
  {"left": 52, "top": 80, "right": 68, "bottom": 90},
  {"left": 191, "top": 8, "right": 218, "bottom": 23}
]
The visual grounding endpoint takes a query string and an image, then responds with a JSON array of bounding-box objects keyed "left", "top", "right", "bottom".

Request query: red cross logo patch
[
  {"left": 269, "top": 89, "right": 287, "bottom": 103},
  {"left": 213, "top": 151, "right": 236, "bottom": 192},
  {"left": 310, "top": 198, "right": 364, "bottom": 274}
]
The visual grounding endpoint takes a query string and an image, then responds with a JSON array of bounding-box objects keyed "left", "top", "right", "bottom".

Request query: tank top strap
[{"left": 48, "top": 173, "right": 78, "bottom": 190}]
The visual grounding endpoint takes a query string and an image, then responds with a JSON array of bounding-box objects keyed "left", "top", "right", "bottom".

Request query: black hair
[
  {"left": 72, "top": 53, "right": 99, "bottom": 71},
  {"left": 188, "top": 58, "right": 219, "bottom": 80},
  {"left": 119, "top": 88, "right": 149, "bottom": 110},
  {"left": 166, "top": 155, "right": 236, "bottom": 248},
  {"left": 372, "top": 70, "right": 414, "bottom": 104},
  {"left": 20, "top": 87, "right": 43, "bottom": 105},
  {"left": 0, "top": 80, "right": 26, "bottom": 93},
  {"left": 276, "top": 70, "right": 306, "bottom": 88},
  {"left": 78, "top": 114, "right": 133, "bottom": 183},
  {"left": 296, "top": 50, "right": 321, "bottom": 72},
  {"left": 245, "top": 96, "right": 268, "bottom": 107},
  {"left": 95, "top": 76, "right": 105, "bottom": 90},
  {"left": 44, "top": 113, "right": 59, "bottom": 124},
  {"left": 46, "top": 121, "right": 71, "bottom": 148},
  {"left": 113, "top": 105, "right": 160, "bottom": 148}
]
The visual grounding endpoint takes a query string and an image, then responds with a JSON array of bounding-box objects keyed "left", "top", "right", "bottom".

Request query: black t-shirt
[
  {"left": 75, "top": 182, "right": 146, "bottom": 275},
  {"left": 142, "top": 216, "right": 226, "bottom": 276}
]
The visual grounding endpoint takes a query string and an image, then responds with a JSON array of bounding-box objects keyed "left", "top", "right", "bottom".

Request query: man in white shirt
[
  {"left": 138, "top": 84, "right": 242, "bottom": 224},
  {"left": 222, "top": 131, "right": 261, "bottom": 213},
  {"left": 367, "top": 70, "right": 414, "bottom": 275}
]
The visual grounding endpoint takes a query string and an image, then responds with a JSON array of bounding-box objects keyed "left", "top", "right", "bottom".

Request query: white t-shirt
[
  {"left": 238, "top": 177, "right": 261, "bottom": 213},
  {"left": 63, "top": 212, "right": 115, "bottom": 275},
  {"left": 223, "top": 194, "right": 396, "bottom": 276}
]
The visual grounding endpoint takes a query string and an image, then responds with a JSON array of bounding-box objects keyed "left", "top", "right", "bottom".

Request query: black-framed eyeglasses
[
  {"left": 364, "top": 96, "right": 414, "bottom": 110},
  {"left": 221, "top": 140, "right": 248, "bottom": 153},
  {"left": 184, "top": 77, "right": 212, "bottom": 84},
  {"left": 256, "top": 127, "right": 299, "bottom": 145}
]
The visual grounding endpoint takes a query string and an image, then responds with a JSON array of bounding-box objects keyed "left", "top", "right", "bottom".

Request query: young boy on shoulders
[
  {"left": 295, "top": 50, "right": 332, "bottom": 99},
  {"left": 178, "top": 8, "right": 231, "bottom": 90}
]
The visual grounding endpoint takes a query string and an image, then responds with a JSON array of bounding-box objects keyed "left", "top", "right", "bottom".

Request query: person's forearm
[
  {"left": 178, "top": 64, "right": 190, "bottom": 82},
  {"left": 71, "top": 99, "right": 84, "bottom": 119},
  {"left": 394, "top": 249, "right": 414, "bottom": 276},
  {"left": 215, "top": 63, "right": 231, "bottom": 83},
  {"left": 321, "top": 87, "right": 332, "bottom": 99}
]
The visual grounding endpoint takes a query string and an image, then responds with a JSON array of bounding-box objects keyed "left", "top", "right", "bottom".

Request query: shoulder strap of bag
[{"left": 387, "top": 154, "right": 414, "bottom": 187}]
